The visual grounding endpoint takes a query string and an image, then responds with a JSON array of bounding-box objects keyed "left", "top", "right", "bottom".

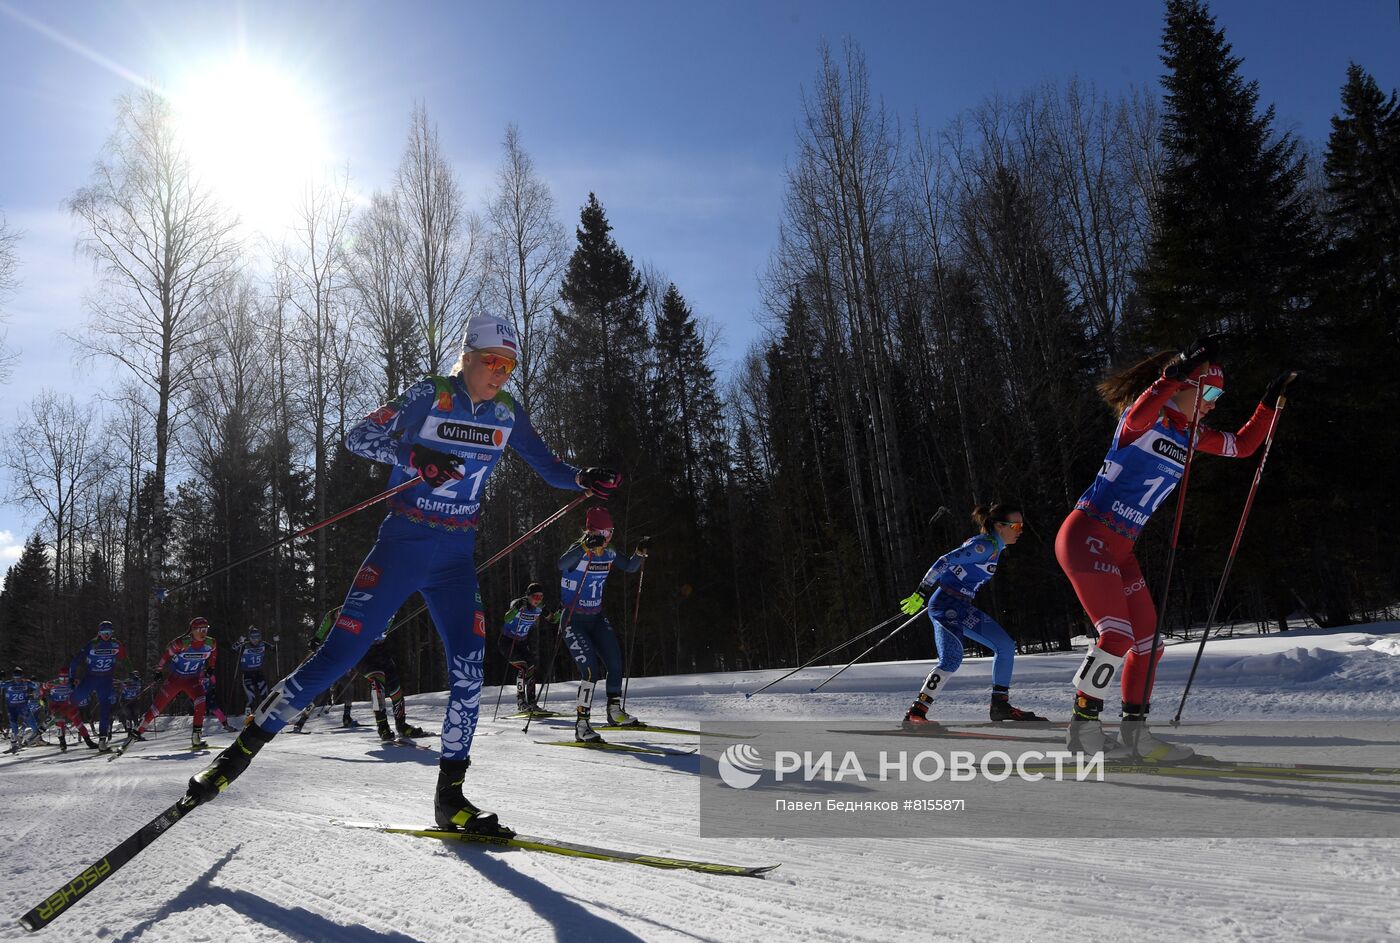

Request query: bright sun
[{"left": 169, "top": 58, "right": 329, "bottom": 233}]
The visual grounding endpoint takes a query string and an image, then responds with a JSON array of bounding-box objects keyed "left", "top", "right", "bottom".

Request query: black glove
[
  {"left": 1162, "top": 332, "right": 1230, "bottom": 381},
  {"left": 408, "top": 444, "right": 463, "bottom": 488},
  {"left": 635, "top": 536, "right": 652, "bottom": 556},
  {"left": 583, "top": 533, "right": 608, "bottom": 550},
  {"left": 153, "top": 668, "right": 164, "bottom": 683},
  {"left": 1261, "top": 371, "right": 1298, "bottom": 408},
  {"left": 576, "top": 467, "right": 622, "bottom": 500}
]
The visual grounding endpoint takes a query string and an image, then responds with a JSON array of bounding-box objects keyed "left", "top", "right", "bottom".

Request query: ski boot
[
  {"left": 989, "top": 692, "right": 1048, "bottom": 722},
  {"left": 900, "top": 702, "right": 941, "bottom": 730},
  {"left": 606, "top": 697, "right": 642, "bottom": 727},
  {"left": 190, "top": 726, "right": 209, "bottom": 750},
  {"left": 376, "top": 711, "right": 394, "bottom": 742},
  {"left": 187, "top": 724, "right": 276, "bottom": 805},
  {"left": 97, "top": 733, "right": 111, "bottom": 752},
  {"left": 1066, "top": 694, "right": 1118, "bottom": 755},
  {"left": 1114, "top": 703, "right": 1194, "bottom": 763},
  {"left": 574, "top": 709, "right": 603, "bottom": 744},
  {"left": 58, "top": 731, "right": 68, "bottom": 753},
  {"left": 81, "top": 730, "right": 99, "bottom": 750},
  {"left": 434, "top": 758, "right": 513, "bottom": 837},
  {"left": 396, "top": 721, "right": 428, "bottom": 738},
  {"left": 341, "top": 716, "right": 362, "bottom": 729},
  {"left": 220, "top": 721, "right": 236, "bottom": 733}
]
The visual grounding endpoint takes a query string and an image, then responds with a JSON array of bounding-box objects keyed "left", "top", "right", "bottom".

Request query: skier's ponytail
[
  {"left": 971, "top": 502, "right": 1021, "bottom": 534},
  {"left": 1098, "top": 351, "right": 1178, "bottom": 413}
]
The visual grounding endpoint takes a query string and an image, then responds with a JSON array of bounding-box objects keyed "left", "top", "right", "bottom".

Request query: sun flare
[{"left": 169, "top": 57, "right": 329, "bottom": 232}]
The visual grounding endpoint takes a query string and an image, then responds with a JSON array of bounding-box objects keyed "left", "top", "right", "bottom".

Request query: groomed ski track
[{"left": 2, "top": 624, "right": 1399, "bottom": 941}]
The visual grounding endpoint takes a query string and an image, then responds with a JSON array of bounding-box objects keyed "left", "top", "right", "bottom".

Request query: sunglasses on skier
[
  {"left": 476, "top": 353, "right": 516, "bottom": 377},
  {"left": 1200, "top": 386, "right": 1224, "bottom": 403},
  {"left": 995, "top": 520, "right": 1025, "bottom": 532}
]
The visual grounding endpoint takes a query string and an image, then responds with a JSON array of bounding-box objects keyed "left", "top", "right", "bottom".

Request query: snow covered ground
[{"left": 3, "top": 623, "right": 1399, "bottom": 942}]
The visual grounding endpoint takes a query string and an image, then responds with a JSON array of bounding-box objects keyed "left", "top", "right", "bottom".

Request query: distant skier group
[{"left": 5, "top": 618, "right": 281, "bottom": 755}]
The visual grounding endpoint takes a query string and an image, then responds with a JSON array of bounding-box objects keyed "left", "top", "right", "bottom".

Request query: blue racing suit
[
  {"left": 252, "top": 375, "right": 582, "bottom": 760},
  {"left": 69, "top": 636, "right": 128, "bottom": 738},
  {"left": 558, "top": 543, "right": 644, "bottom": 698},
  {"left": 5, "top": 678, "right": 41, "bottom": 741},
  {"left": 499, "top": 598, "right": 553, "bottom": 704},
  {"left": 917, "top": 533, "right": 1016, "bottom": 687},
  {"left": 116, "top": 677, "right": 143, "bottom": 731},
  {"left": 236, "top": 640, "right": 274, "bottom": 709}
]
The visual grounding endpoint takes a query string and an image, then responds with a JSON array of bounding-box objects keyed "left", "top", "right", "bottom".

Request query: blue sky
[{"left": 0, "top": 0, "right": 1395, "bottom": 571}]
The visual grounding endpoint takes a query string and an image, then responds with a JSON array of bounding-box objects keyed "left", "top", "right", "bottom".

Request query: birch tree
[
  {"left": 67, "top": 87, "right": 240, "bottom": 646},
  {"left": 396, "top": 104, "right": 483, "bottom": 374}
]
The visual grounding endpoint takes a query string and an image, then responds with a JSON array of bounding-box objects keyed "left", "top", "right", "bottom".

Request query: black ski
[
  {"left": 18, "top": 795, "right": 198, "bottom": 932},
  {"left": 596, "top": 722, "right": 758, "bottom": 739},
  {"left": 380, "top": 736, "right": 437, "bottom": 753},
  {"left": 828, "top": 727, "right": 1063, "bottom": 743},
  {"left": 543, "top": 740, "right": 697, "bottom": 757}
]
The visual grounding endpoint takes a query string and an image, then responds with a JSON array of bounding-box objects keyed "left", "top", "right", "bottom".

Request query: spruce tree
[
  {"left": 1315, "top": 64, "right": 1400, "bottom": 613},
  {"left": 1325, "top": 63, "right": 1400, "bottom": 331},
  {"left": 651, "top": 283, "right": 725, "bottom": 511},
  {"left": 553, "top": 194, "right": 650, "bottom": 469},
  {"left": 0, "top": 534, "right": 52, "bottom": 671},
  {"left": 1137, "top": 0, "right": 1317, "bottom": 349}
]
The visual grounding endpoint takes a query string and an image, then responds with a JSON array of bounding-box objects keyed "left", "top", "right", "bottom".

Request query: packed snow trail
[{"left": 2, "top": 624, "right": 1399, "bottom": 941}]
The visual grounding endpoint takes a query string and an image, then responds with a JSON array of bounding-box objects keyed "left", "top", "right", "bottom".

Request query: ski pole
[
  {"left": 1171, "top": 396, "right": 1288, "bottom": 724},
  {"left": 492, "top": 639, "right": 515, "bottom": 721},
  {"left": 479, "top": 493, "right": 590, "bottom": 572},
  {"left": 620, "top": 555, "right": 646, "bottom": 712},
  {"left": 1136, "top": 388, "right": 1205, "bottom": 710},
  {"left": 157, "top": 475, "right": 425, "bottom": 599},
  {"left": 809, "top": 611, "right": 926, "bottom": 693},
  {"left": 745, "top": 611, "right": 905, "bottom": 698}
]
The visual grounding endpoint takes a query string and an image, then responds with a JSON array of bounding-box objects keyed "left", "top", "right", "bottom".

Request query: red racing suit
[
  {"left": 1057, "top": 375, "right": 1275, "bottom": 704},
  {"left": 140, "top": 634, "right": 217, "bottom": 730}
]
